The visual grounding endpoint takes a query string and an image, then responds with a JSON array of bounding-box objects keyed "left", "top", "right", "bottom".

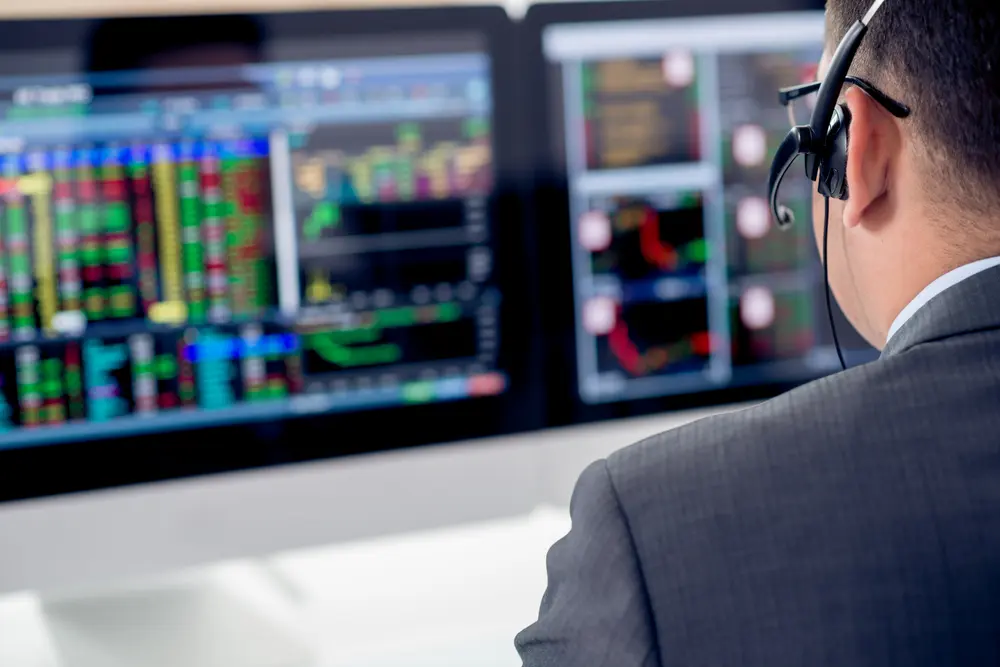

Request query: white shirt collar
[{"left": 886, "top": 256, "right": 1000, "bottom": 344}]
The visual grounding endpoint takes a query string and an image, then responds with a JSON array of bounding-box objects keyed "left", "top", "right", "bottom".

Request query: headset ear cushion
[
  {"left": 821, "top": 104, "right": 852, "bottom": 200},
  {"left": 839, "top": 102, "right": 852, "bottom": 143},
  {"left": 837, "top": 104, "right": 852, "bottom": 200}
]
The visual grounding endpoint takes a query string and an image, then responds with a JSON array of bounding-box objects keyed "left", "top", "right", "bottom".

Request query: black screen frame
[
  {"left": 0, "top": 5, "right": 544, "bottom": 504},
  {"left": 521, "top": 0, "right": 834, "bottom": 430}
]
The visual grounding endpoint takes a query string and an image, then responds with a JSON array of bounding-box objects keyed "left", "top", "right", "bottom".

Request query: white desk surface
[{"left": 0, "top": 508, "right": 570, "bottom": 667}]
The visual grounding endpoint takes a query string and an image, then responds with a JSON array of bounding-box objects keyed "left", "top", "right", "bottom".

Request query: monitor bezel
[
  {"left": 521, "top": 0, "right": 836, "bottom": 430},
  {"left": 0, "top": 5, "right": 544, "bottom": 504}
]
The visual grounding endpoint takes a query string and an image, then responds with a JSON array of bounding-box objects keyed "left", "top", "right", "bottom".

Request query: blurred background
[{"left": 0, "top": 0, "right": 851, "bottom": 665}]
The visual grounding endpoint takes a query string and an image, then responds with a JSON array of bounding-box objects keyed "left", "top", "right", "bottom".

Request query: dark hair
[{"left": 827, "top": 0, "right": 1000, "bottom": 214}]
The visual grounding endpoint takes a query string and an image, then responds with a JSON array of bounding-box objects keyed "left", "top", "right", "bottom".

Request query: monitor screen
[
  {"left": 541, "top": 10, "right": 877, "bottom": 407},
  {"left": 0, "top": 16, "right": 511, "bottom": 451}
]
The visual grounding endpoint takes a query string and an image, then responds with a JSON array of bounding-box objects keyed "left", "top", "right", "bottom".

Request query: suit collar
[{"left": 881, "top": 263, "right": 1000, "bottom": 359}]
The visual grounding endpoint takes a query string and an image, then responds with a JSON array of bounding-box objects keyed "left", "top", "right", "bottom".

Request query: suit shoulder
[{"left": 605, "top": 360, "right": 899, "bottom": 495}]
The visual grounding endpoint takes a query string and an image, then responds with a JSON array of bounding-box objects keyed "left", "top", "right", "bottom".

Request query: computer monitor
[
  {"left": 525, "top": 0, "right": 877, "bottom": 425},
  {"left": 0, "top": 8, "right": 541, "bottom": 505},
  {"left": 0, "top": 7, "right": 541, "bottom": 595}
]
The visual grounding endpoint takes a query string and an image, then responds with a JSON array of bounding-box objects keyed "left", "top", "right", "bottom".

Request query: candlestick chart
[
  {"left": 588, "top": 192, "right": 709, "bottom": 280},
  {"left": 597, "top": 299, "right": 712, "bottom": 378}
]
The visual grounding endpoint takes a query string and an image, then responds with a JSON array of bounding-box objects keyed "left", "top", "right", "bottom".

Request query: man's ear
[{"left": 843, "top": 86, "right": 896, "bottom": 228}]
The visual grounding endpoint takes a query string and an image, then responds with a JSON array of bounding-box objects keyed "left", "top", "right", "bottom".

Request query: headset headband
[{"left": 767, "top": 0, "right": 889, "bottom": 228}]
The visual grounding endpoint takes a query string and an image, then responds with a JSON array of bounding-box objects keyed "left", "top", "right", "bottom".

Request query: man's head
[{"left": 812, "top": 0, "right": 1000, "bottom": 348}]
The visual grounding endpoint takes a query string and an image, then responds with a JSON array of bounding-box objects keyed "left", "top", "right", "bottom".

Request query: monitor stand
[{"left": 39, "top": 562, "right": 314, "bottom": 667}]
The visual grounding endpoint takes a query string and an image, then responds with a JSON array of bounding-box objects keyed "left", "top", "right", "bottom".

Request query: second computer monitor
[{"left": 532, "top": 2, "right": 874, "bottom": 414}]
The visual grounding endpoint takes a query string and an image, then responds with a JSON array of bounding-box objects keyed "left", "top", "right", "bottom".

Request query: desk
[{"left": 0, "top": 508, "right": 569, "bottom": 667}]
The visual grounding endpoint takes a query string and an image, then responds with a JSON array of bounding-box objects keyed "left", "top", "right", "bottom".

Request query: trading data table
[{"left": 0, "top": 41, "right": 506, "bottom": 448}]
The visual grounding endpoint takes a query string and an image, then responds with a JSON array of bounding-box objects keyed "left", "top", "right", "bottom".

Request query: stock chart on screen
[
  {"left": 0, "top": 40, "right": 505, "bottom": 448},
  {"left": 545, "top": 11, "right": 873, "bottom": 404}
]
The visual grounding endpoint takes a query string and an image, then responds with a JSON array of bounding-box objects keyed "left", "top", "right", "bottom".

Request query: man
[{"left": 517, "top": 1, "right": 1000, "bottom": 665}]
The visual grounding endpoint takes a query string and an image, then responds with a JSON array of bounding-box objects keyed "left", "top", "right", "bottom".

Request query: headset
[{"left": 766, "top": 0, "right": 910, "bottom": 369}]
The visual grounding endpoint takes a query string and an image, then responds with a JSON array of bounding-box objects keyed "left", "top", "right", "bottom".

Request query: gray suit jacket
[{"left": 517, "top": 265, "right": 1000, "bottom": 666}]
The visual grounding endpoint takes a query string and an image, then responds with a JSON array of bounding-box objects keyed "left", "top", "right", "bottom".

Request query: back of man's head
[{"left": 826, "top": 0, "right": 1000, "bottom": 226}]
